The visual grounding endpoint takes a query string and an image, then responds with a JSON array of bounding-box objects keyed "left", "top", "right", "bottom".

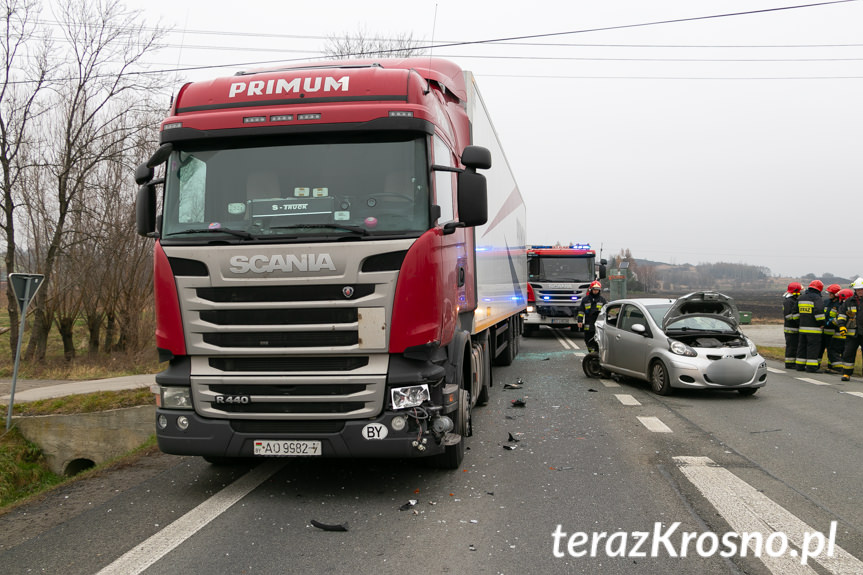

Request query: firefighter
[
  {"left": 836, "top": 278, "right": 863, "bottom": 382},
  {"left": 821, "top": 283, "right": 843, "bottom": 373},
  {"left": 782, "top": 282, "right": 802, "bottom": 369},
  {"left": 577, "top": 280, "right": 606, "bottom": 352},
  {"left": 795, "top": 279, "right": 825, "bottom": 373}
]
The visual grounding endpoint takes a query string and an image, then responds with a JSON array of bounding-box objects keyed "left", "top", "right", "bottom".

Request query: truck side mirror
[
  {"left": 461, "top": 145, "right": 491, "bottom": 170},
  {"left": 135, "top": 163, "right": 154, "bottom": 185},
  {"left": 598, "top": 260, "right": 607, "bottom": 280},
  {"left": 456, "top": 169, "right": 487, "bottom": 227},
  {"left": 456, "top": 145, "right": 490, "bottom": 228},
  {"left": 137, "top": 183, "right": 157, "bottom": 237}
]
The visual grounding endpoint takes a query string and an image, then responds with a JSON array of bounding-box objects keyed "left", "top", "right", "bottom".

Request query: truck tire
[
  {"left": 523, "top": 324, "right": 537, "bottom": 337},
  {"left": 430, "top": 388, "right": 470, "bottom": 469},
  {"left": 476, "top": 335, "right": 492, "bottom": 406}
]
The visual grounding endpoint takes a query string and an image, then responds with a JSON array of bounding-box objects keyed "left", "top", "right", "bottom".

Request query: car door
[
  {"left": 613, "top": 304, "right": 652, "bottom": 378},
  {"left": 597, "top": 303, "right": 622, "bottom": 366}
]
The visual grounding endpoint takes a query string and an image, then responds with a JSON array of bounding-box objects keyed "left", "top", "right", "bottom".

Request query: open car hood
[{"left": 662, "top": 292, "right": 740, "bottom": 331}]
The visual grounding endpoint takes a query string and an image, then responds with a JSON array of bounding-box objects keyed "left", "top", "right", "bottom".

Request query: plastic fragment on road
[
  {"left": 310, "top": 519, "right": 348, "bottom": 532},
  {"left": 399, "top": 499, "right": 418, "bottom": 511},
  {"left": 510, "top": 398, "right": 526, "bottom": 407}
]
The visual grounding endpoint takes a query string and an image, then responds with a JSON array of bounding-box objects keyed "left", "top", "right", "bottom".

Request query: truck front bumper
[
  {"left": 154, "top": 409, "right": 447, "bottom": 459},
  {"left": 523, "top": 311, "right": 579, "bottom": 327}
]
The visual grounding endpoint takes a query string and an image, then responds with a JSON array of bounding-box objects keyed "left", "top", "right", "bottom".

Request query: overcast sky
[{"left": 125, "top": 0, "right": 863, "bottom": 280}]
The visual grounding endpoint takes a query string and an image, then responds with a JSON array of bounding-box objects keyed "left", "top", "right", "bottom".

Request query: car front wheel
[{"left": 650, "top": 360, "right": 673, "bottom": 396}]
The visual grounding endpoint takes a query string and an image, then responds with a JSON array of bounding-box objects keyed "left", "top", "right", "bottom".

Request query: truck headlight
[
  {"left": 160, "top": 386, "right": 193, "bottom": 409},
  {"left": 391, "top": 384, "right": 430, "bottom": 409}
]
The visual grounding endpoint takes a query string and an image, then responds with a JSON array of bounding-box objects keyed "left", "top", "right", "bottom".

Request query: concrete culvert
[{"left": 64, "top": 458, "right": 96, "bottom": 476}]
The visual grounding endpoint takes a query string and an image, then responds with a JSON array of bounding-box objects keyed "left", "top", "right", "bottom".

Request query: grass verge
[{"left": 0, "top": 388, "right": 156, "bottom": 512}]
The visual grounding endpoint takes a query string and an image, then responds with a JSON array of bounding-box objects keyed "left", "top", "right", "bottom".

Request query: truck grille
[
  {"left": 166, "top": 239, "right": 414, "bottom": 421},
  {"left": 208, "top": 356, "right": 368, "bottom": 371},
  {"left": 203, "top": 331, "right": 359, "bottom": 348},
  {"left": 197, "top": 285, "right": 375, "bottom": 302}
]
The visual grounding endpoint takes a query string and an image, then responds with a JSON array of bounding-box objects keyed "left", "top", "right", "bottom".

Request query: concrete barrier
[{"left": 13, "top": 406, "right": 155, "bottom": 475}]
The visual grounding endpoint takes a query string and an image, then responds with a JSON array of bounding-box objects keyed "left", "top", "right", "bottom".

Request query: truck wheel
[
  {"left": 430, "top": 388, "right": 470, "bottom": 469},
  {"left": 523, "top": 324, "right": 537, "bottom": 337},
  {"left": 476, "top": 339, "right": 491, "bottom": 406}
]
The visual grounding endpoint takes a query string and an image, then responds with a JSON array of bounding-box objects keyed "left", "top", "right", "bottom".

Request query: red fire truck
[
  {"left": 523, "top": 245, "right": 606, "bottom": 336},
  {"left": 134, "top": 58, "right": 526, "bottom": 468}
]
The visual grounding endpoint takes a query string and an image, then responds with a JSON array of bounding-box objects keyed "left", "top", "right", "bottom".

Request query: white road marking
[
  {"left": 600, "top": 378, "right": 620, "bottom": 388},
  {"left": 96, "top": 460, "right": 285, "bottom": 575},
  {"left": 637, "top": 416, "right": 673, "bottom": 433},
  {"left": 674, "top": 456, "right": 863, "bottom": 575},
  {"left": 767, "top": 367, "right": 785, "bottom": 374},
  {"left": 614, "top": 394, "right": 641, "bottom": 406},
  {"left": 551, "top": 329, "right": 580, "bottom": 350},
  {"left": 840, "top": 391, "right": 863, "bottom": 399},
  {"left": 797, "top": 378, "right": 831, "bottom": 386}
]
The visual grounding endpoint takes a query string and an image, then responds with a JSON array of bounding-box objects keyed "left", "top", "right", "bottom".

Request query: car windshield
[
  {"left": 645, "top": 303, "right": 673, "bottom": 326},
  {"left": 160, "top": 134, "right": 430, "bottom": 241},
  {"left": 666, "top": 315, "right": 735, "bottom": 332}
]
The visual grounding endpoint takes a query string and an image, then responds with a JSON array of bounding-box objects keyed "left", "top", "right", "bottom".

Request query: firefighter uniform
[
  {"left": 821, "top": 291, "right": 843, "bottom": 372},
  {"left": 577, "top": 288, "right": 606, "bottom": 352},
  {"left": 795, "top": 285, "right": 825, "bottom": 372},
  {"left": 836, "top": 290, "right": 863, "bottom": 381},
  {"left": 783, "top": 290, "right": 800, "bottom": 369}
]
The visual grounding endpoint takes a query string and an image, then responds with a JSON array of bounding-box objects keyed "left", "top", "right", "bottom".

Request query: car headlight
[
  {"left": 668, "top": 338, "right": 697, "bottom": 357},
  {"left": 746, "top": 337, "right": 759, "bottom": 356}
]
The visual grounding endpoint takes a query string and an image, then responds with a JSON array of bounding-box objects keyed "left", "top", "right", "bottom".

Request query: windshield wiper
[
  {"left": 165, "top": 227, "right": 254, "bottom": 239},
  {"left": 268, "top": 223, "right": 370, "bottom": 236}
]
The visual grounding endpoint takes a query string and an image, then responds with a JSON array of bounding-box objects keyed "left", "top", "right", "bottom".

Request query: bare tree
[
  {"left": 324, "top": 27, "right": 425, "bottom": 59},
  {"left": 0, "top": 0, "right": 50, "bottom": 357},
  {"left": 23, "top": 0, "right": 166, "bottom": 360}
]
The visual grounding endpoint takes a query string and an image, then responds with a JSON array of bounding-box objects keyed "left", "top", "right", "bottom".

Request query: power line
[{"left": 8, "top": 0, "right": 862, "bottom": 84}]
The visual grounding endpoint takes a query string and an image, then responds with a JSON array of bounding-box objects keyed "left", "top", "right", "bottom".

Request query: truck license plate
[
  {"left": 551, "top": 318, "right": 570, "bottom": 324},
  {"left": 254, "top": 440, "right": 321, "bottom": 456}
]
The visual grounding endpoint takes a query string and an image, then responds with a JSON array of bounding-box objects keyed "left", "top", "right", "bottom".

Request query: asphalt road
[{"left": 1, "top": 327, "right": 860, "bottom": 575}]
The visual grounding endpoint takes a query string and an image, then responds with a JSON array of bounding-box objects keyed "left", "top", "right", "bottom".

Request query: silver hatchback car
[{"left": 583, "top": 292, "right": 767, "bottom": 395}]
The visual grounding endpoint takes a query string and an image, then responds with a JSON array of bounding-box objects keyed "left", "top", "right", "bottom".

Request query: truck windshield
[
  {"left": 528, "top": 256, "right": 594, "bottom": 282},
  {"left": 161, "top": 135, "right": 430, "bottom": 240}
]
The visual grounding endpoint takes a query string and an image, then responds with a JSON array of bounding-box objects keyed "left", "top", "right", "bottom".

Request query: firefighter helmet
[
  {"left": 826, "top": 284, "right": 841, "bottom": 295},
  {"left": 786, "top": 282, "right": 802, "bottom": 294},
  {"left": 589, "top": 280, "right": 602, "bottom": 290},
  {"left": 837, "top": 288, "right": 853, "bottom": 301},
  {"left": 809, "top": 280, "right": 824, "bottom": 292},
  {"left": 852, "top": 278, "right": 863, "bottom": 290}
]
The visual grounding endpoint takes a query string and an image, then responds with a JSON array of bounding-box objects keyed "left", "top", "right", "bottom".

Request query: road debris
[{"left": 310, "top": 519, "right": 349, "bottom": 532}]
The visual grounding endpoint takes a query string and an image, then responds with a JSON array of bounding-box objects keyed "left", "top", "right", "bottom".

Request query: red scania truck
[
  {"left": 134, "top": 58, "right": 526, "bottom": 468},
  {"left": 523, "top": 245, "right": 606, "bottom": 336}
]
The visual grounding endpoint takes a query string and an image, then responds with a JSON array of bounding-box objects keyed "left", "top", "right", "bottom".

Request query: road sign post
[{"left": 5, "top": 273, "right": 45, "bottom": 431}]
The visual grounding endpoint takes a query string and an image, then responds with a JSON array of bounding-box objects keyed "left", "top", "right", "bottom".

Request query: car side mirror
[{"left": 632, "top": 323, "right": 647, "bottom": 336}]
